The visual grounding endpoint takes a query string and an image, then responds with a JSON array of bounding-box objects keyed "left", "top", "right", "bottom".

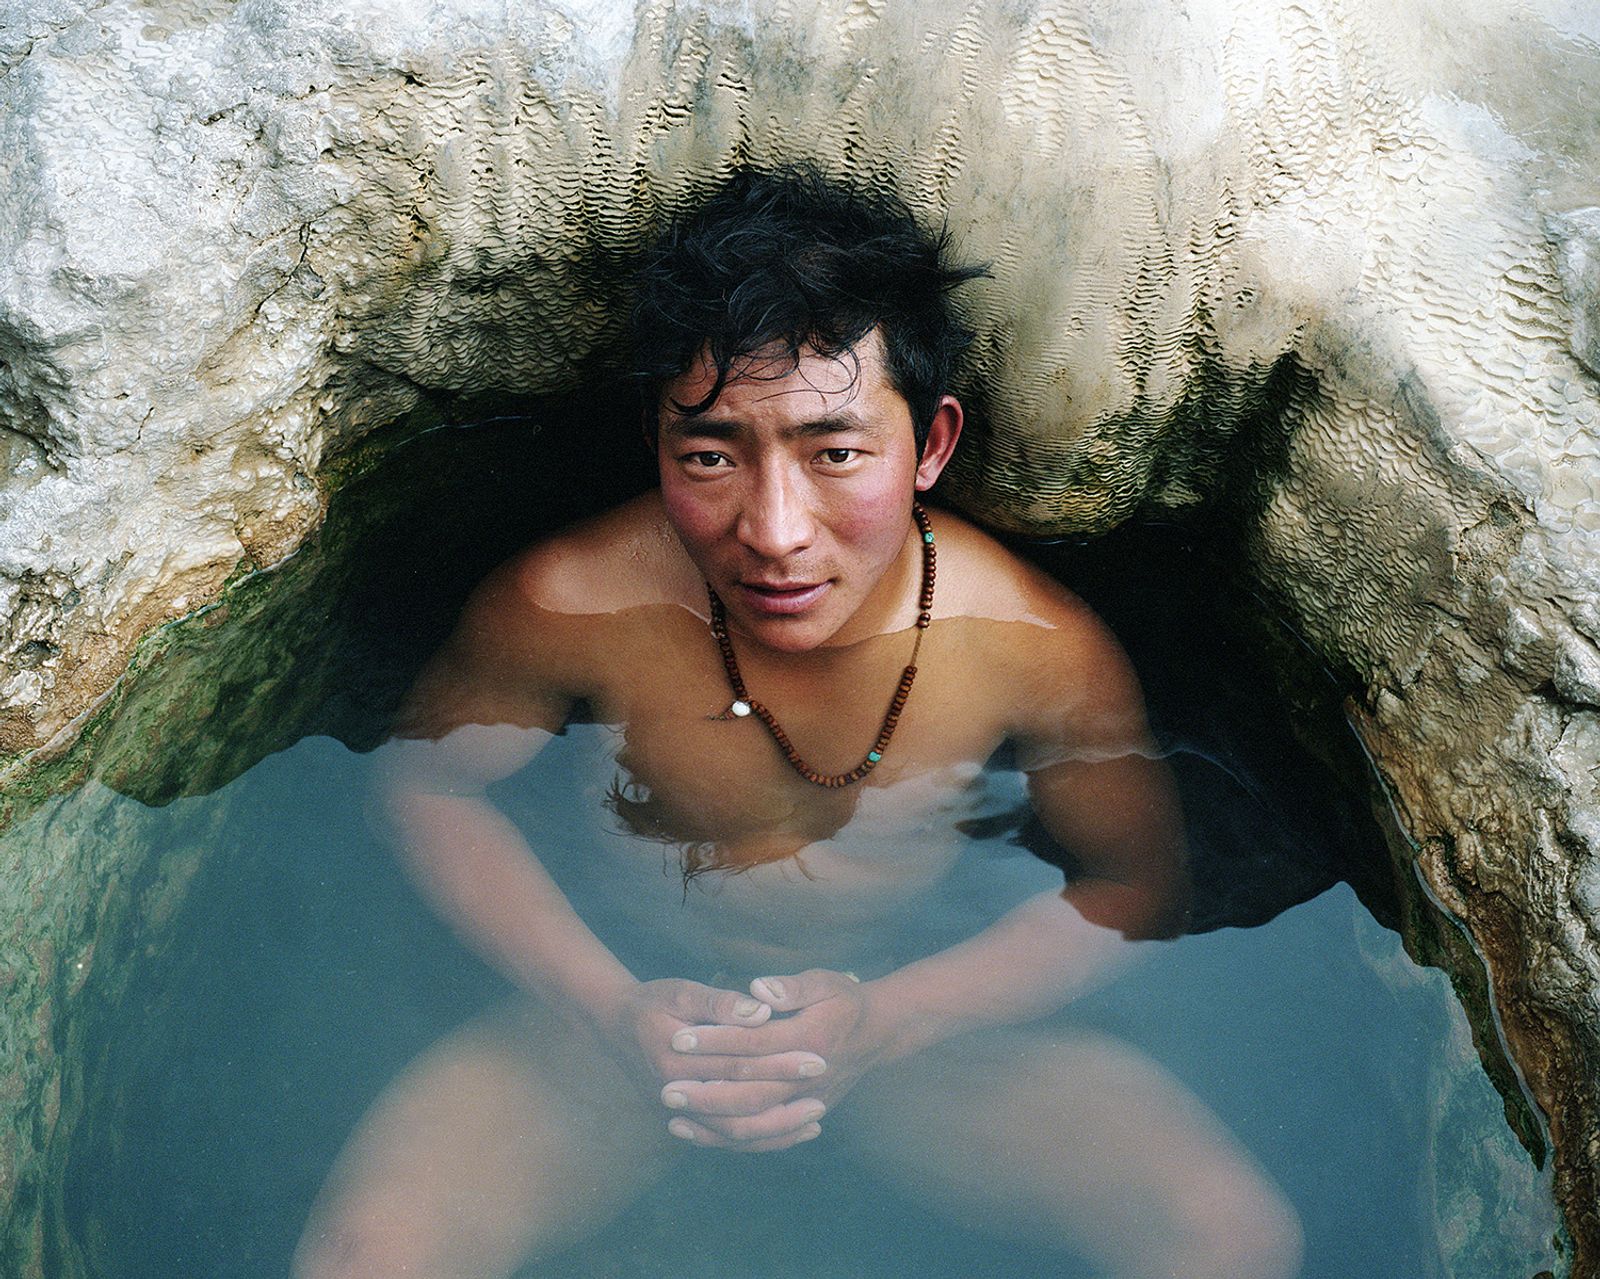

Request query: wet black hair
[{"left": 629, "top": 164, "right": 987, "bottom": 454}]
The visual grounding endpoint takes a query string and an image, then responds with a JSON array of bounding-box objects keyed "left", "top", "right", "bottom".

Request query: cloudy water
[{"left": 58, "top": 726, "right": 1561, "bottom": 1278}]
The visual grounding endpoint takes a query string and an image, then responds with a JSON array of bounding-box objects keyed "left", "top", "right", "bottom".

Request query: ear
[{"left": 914, "top": 395, "right": 963, "bottom": 492}]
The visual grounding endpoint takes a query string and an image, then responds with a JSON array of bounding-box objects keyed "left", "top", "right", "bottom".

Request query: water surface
[{"left": 63, "top": 724, "right": 1560, "bottom": 1278}]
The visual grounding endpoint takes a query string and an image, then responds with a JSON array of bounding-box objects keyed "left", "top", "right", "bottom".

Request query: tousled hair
[{"left": 629, "top": 164, "right": 987, "bottom": 453}]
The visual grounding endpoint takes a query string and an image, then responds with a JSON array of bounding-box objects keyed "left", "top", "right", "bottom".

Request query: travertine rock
[
  {"left": 1552, "top": 208, "right": 1600, "bottom": 379},
  {"left": 1, "top": 0, "right": 1598, "bottom": 1270}
]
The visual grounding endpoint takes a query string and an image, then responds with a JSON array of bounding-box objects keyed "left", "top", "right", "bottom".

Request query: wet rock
[
  {"left": 1550, "top": 208, "right": 1600, "bottom": 379},
  {"left": 1, "top": 0, "right": 1598, "bottom": 1272}
]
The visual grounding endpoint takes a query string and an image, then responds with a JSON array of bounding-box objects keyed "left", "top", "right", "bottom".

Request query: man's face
[{"left": 657, "top": 331, "right": 960, "bottom": 654}]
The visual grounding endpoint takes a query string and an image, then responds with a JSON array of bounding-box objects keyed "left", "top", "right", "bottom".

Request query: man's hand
[
  {"left": 603, "top": 978, "right": 829, "bottom": 1149},
  {"left": 660, "top": 969, "right": 891, "bottom": 1151}
]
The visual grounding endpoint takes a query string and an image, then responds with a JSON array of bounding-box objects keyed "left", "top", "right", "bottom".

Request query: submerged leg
[
  {"left": 841, "top": 1027, "right": 1304, "bottom": 1279},
  {"left": 292, "top": 999, "right": 678, "bottom": 1279}
]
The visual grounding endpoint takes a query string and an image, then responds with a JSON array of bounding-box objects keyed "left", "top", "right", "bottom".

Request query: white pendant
[{"left": 730, "top": 700, "right": 752, "bottom": 717}]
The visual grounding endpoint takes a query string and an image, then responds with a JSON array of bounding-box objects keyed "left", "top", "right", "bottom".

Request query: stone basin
[{"left": 1, "top": 0, "right": 1597, "bottom": 1272}]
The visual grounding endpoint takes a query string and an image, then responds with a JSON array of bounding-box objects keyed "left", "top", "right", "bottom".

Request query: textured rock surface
[{"left": 1, "top": 0, "right": 1598, "bottom": 1270}]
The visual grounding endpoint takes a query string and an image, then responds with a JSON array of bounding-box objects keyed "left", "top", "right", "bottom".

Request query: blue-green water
[{"left": 65, "top": 724, "right": 1560, "bottom": 1277}]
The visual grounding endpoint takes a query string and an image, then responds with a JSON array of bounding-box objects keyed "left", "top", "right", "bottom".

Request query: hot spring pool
[{"left": 7, "top": 412, "right": 1564, "bottom": 1278}]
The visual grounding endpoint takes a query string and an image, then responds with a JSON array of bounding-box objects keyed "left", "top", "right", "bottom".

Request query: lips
[{"left": 736, "top": 579, "right": 831, "bottom": 616}]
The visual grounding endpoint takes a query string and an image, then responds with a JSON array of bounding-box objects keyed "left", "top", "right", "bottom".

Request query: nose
[{"left": 736, "top": 466, "right": 815, "bottom": 561}]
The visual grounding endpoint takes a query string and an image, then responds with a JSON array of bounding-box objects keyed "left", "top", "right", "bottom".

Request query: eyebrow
[{"left": 661, "top": 411, "right": 885, "bottom": 442}]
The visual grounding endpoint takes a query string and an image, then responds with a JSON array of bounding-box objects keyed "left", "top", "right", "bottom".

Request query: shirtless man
[{"left": 294, "top": 168, "right": 1302, "bottom": 1279}]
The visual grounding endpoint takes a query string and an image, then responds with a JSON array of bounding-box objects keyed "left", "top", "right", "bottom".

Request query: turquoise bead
[
  {"left": 923, "top": 531, "right": 935, "bottom": 543},
  {"left": 867, "top": 750, "right": 882, "bottom": 763}
]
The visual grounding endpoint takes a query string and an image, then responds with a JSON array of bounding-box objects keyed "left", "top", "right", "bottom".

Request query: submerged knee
[
  {"left": 1167, "top": 1172, "right": 1305, "bottom": 1279},
  {"left": 292, "top": 1205, "right": 452, "bottom": 1279}
]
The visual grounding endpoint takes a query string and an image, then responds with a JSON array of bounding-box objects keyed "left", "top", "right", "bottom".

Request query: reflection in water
[{"left": 300, "top": 750, "right": 1300, "bottom": 1279}]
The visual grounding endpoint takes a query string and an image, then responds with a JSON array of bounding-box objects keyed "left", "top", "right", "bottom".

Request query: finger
[
  {"left": 655, "top": 1051, "right": 828, "bottom": 1083},
  {"left": 666, "top": 1099, "right": 826, "bottom": 1145},
  {"left": 750, "top": 969, "right": 860, "bottom": 1011},
  {"left": 669, "top": 981, "right": 772, "bottom": 1027},
  {"left": 672, "top": 1022, "right": 805, "bottom": 1057},
  {"left": 667, "top": 1116, "right": 823, "bottom": 1152},
  {"left": 662, "top": 1079, "right": 808, "bottom": 1118},
  {"left": 703, "top": 1097, "right": 827, "bottom": 1142}
]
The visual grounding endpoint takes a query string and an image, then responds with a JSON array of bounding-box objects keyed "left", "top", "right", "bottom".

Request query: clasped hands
[{"left": 611, "top": 969, "right": 883, "bottom": 1152}]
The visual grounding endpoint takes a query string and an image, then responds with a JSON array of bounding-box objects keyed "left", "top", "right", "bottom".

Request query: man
[{"left": 294, "top": 168, "right": 1302, "bottom": 1278}]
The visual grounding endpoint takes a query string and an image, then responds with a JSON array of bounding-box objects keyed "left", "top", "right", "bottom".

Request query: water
[
  {"left": 60, "top": 729, "right": 1560, "bottom": 1277},
  {"left": 22, "top": 411, "right": 1563, "bottom": 1277}
]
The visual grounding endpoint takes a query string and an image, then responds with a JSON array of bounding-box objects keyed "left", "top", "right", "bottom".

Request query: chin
[
  {"left": 725, "top": 598, "right": 849, "bottom": 652},
  {"left": 737, "top": 615, "right": 833, "bottom": 653}
]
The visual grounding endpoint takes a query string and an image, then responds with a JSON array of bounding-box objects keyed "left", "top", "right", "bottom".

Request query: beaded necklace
[{"left": 707, "top": 503, "right": 936, "bottom": 788}]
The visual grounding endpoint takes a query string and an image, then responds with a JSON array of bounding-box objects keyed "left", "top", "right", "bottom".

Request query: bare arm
[
  {"left": 670, "top": 750, "right": 1188, "bottom": 1075},
  {"left": 868, "top": 593, "right": 1190, "bottom": 1042},
  {"left": 374, "top": 557, "right": 636, "bottom": 1023},
  {"left": 377, "top": 559, "right": 803, "bottom": 1111},
  {"left": 849, "top": 736, "right": 1190, "bottom": 1061},
  {"left": 381, "top": 726, "right": 642, "bottom": 1024}
]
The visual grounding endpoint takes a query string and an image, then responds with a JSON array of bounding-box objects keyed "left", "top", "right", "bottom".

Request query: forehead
[{"left": 660, "top": 331, "right": 903, "bottom": 430}]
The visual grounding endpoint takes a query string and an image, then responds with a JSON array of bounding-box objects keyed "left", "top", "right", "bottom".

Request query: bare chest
[{"left": 585, "top": 610, "right": 1009, "bottom": 861}]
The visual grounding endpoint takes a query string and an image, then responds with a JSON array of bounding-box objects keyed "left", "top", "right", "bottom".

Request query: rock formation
[{"left": 1, "top": 0, "right": 1597, "bottom": 1271}]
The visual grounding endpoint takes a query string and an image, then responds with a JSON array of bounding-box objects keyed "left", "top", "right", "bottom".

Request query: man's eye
[
  {"left": 819, "top": 448, "right": 857, "bottom": 465},
  {"left": 685, "top": 451, "right": 729, "bottom": 468}
]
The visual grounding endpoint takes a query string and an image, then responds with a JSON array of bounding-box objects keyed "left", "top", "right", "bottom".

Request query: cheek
[
  {"left": 827, "top": 479, "right": 914, "bottom": 561},
  {"left": 659, "top": 474, "right": 725, "bottom": 558}
]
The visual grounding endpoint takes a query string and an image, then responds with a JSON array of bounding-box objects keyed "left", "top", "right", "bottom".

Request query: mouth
[{"left": 735, "top": 579, "right": 831, "bottom": 617}]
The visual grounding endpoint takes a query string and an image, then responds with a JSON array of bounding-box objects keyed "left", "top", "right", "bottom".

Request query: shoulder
[
  {"left": 398, "top": 491, "right": 698, "bottom": 736},
  {"left": 928, "top": 507, "right": 1106, "bottom": 645},
  {"left": 926, "top": 507, "right": 1149, "bottom": 750},
  {"left": 506, "top": 490, "right": 701, "bottom": 616}
]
